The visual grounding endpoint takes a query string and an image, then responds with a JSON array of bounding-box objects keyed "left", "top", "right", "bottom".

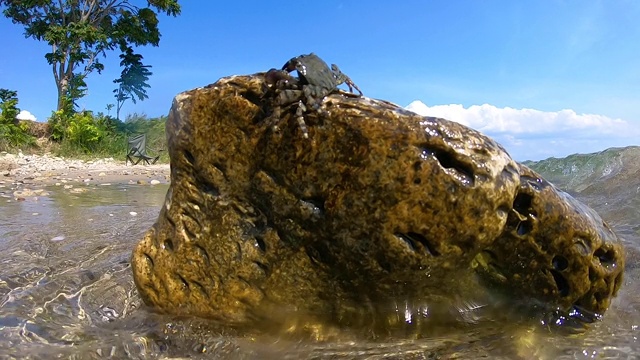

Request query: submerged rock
[{"left": 131, "top": 74, "right": 624, "bottom": 331}]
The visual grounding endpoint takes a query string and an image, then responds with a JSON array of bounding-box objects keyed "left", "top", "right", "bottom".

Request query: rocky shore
[{"left": 0, "top": 151, "right": 170, "bottom": 199}]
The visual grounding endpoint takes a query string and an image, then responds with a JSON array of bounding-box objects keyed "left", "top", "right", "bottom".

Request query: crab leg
[
  {"left": 331, "top": 64, "right": 363, "bottom": 96},
  {"left": 295, "top": 100, "right": 309, "bottom": 139}
]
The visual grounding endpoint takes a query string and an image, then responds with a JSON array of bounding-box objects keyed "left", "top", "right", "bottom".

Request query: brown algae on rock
[{"left": 131, "top": 73, "right": 624, "bottom": 336}]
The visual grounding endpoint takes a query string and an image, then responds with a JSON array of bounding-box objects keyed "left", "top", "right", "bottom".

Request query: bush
[
  {"left": 0, "top": 89, "right": 35, "bottom": 151},
  {"left": 65, "top": 111, "right": 105, "bottom": 152},
  {"left": 46, "top": 110, "right": 167, "bottom": 161},
  {"left": 47, "top": 109, "right": 67, "bottom": 142}
]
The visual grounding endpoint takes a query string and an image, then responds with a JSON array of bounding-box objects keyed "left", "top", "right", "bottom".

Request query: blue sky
[{"left": 1, "top": 1, "right": 639, "bottom": 161}]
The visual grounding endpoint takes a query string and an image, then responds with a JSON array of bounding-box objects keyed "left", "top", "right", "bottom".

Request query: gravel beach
[{"left": 0, "top": 151, "right": 170, "bottom": 199}]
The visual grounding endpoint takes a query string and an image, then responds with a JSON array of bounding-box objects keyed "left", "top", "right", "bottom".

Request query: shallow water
[{"left": 0, "top": 183, "right": 639, "bottom": 359}]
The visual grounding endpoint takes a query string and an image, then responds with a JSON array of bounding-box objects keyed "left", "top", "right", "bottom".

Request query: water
[{"left": 0, "top": 175, "right": 639, "bottom": 358}]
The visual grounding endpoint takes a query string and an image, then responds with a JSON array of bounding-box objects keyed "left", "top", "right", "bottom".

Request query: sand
[{"left": 0, "top": 151, "right": 170, "bottom": 197}]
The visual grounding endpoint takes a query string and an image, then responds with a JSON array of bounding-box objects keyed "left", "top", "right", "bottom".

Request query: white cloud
[
  {"left": 16, "top": 110, "right": 37, "bottom": 121},
  {"left": 405, "top": 101, "right": 640, "bottom": 161}
]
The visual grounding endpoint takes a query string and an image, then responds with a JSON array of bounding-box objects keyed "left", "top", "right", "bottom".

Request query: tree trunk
[
  {"left": 56, "top": 72, "right": 71, "bottom": 112},
  {"left": 53, "top": 44, "right": 74, "bottom": 113}
]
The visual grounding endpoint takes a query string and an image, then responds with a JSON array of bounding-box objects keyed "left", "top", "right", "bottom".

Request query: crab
[{"left": 264, "top": 53, "right": 363, "bottom": 138}]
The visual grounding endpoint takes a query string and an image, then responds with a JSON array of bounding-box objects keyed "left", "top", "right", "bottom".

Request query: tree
[
  {"left": 0, "top": 89, "right": 34, "bottom": 149},
  {"left": 0, "top": 0, "right": 180, "bottom": 112},
  {"left": 113, "top": 45, "right": 152, "bottom": 121},
  {"left": 0, "top": 89, "right": 19, "bottom": 125}
]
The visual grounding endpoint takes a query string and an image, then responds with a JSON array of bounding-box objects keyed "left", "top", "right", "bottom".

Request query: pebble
[
  {"left": 0, "top": 153, "right": 169, "bottom": 189},
  {"left": 150, "top": 179, "right": 160, "bottom": 185},
  {"left": 51, "top": 236, "right": 65, "bottom": 242}
]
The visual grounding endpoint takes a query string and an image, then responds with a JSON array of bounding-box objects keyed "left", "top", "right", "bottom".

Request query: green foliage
[
  {"left": 1, "top": 0, "right": 181, "bottom": 111},
  {"left": 65, "top": 111, "right": 105, "bottom": 152},
  {"left": 47, "top": 73, "right": 91, "bottom": 142},
  {"left": 113, "top": 45, "right": 153, "bottom": 121},
  {"left": 47, "top": 109, "right": 67, "bottom": 142},
  {"left": 66, "top": 73, "right": 88, "bottom": 111},
  {"left": 0, "top": 89, "right": 35, "bottom": 150},
  {"left": 0, "top": 89, "right": 19, "bottom": 121},
  {"left": 49, "top": 111, "right": 168, "bottom": 162}
]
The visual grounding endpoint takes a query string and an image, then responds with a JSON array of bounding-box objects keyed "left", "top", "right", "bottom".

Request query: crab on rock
[{"left": 264, "top": 53, "right": 363, "bottom": 138}]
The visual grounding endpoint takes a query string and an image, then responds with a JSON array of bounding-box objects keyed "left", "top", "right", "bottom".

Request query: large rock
[{"left": 131, "top": 74, "right": 624, "bottom": 330}]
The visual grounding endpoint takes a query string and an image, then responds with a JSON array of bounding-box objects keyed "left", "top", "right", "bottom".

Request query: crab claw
[
  {"left": 265, "top": 68, "right": 295, "bottom": 86},
  {"left": 282, "top": 57, "right": 298, "bottom": 72}
]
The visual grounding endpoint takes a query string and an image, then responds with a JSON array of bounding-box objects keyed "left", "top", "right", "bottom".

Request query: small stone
[
  {"left": 13, "top": 189, "right": 36, "bottom": 198},
  {"left": 98, "top": 172, "right": 106, "bottom": 177},
  {"left": 137, "top": 180, "right": 147, "bottom": 185},
  {"left": 51, "top": 236, "right": 65, "bottom": 242},
  {"left": 150, "top": 179, "right": 160, "bottom": 185},
  {"left": 130, "top": 212, "right": 138, "bottom": 216}
]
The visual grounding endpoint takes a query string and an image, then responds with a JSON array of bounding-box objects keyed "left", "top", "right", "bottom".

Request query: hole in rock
[
  {"left": 550, "top": 269, "right": 570, "bottom": 297},
  {"left": 176, "top": 274, "right": 190, "bottom": 291},
  {"left": 521, "top": 175, "right": 549, "bottom": 191},
  {"left": 184, "top": 150, "right": 195, "bottom": 166},
  {"left": 588, "top": 267, "right": 598, "bottom": 282},
  {"left": 516, "top": 220, "right": 532, "bottom": 236},
  {"left": 201, "top": 180, "right": 220, "bottom": 197},
  {"left": 496, "top": 204, "right": 511, "bottom": 218},
  {"left": 255, "top": 235, "right": 267, "bottom": 252},
  {"left": 512, "top": 192, "right": 533, "bottom": 216},
  {"left": 396, "top": 232, "right": 440, "bottom": 256},
  {"left": 213, "top": 161, "right": 227, "bottom": 174},
  {"left": 431, "top": 149, "right": 475, "bottom": 186},
  {"left": 552, "top": 255, "right": 569, "bottom": 271},
  {"left": 573, "top": 238, "right": 590, "bottom": 256},
  {"left": 413, "top": 178, "right": 422, "bottom": 184},
  {"left": 594, "top": 291, "right": 607, "bottom": 303},
  {"left": 194, "top": 244, "right": 210, "bottom": 264},
  {"left": 254, "top": 261, "right": 269, "bottom": 275},
  {"left": 376, "top": 255, "right": 392, "bottom": 273},
  {"left": 163, "top": 239, "right": 174, "bottom": 252},
  {"left": 594, "top": 247, "right": 616, "bottom": 267},
  {"left": 301, "top": 197, "right": 326, "bottom": 213},
  {"left": 306, "top": 243, "right": 332, "bottom": 265},
  {"left": 143, "top": 253, "right": 155, "bottom": 268}
]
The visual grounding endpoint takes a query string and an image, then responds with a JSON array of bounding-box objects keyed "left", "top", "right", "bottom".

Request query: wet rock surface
[{"left": 131, "top": 74, "right": 624, "bottom": 331}]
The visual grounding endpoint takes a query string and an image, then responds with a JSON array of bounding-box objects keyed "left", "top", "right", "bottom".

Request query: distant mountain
[
  {"left": 525, "top": 146, "right": 640, "bottom": 244},
  {"left": 523, "top": 146, "right": 640, "bottom": 195}
]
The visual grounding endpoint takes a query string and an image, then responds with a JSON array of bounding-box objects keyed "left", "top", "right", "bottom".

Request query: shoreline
[{"left": 0, "top": 151, "right": 170, "bottom": 198}]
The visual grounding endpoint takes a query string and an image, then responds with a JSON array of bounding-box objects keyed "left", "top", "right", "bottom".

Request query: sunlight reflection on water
[{"left": 0, "top": 184, "right": 638, "bottom": 359}]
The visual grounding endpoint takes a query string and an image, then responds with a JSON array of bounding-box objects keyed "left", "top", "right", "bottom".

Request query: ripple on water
[{"left": 0, "top": 183, "right": 638, "bottom": 358}]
